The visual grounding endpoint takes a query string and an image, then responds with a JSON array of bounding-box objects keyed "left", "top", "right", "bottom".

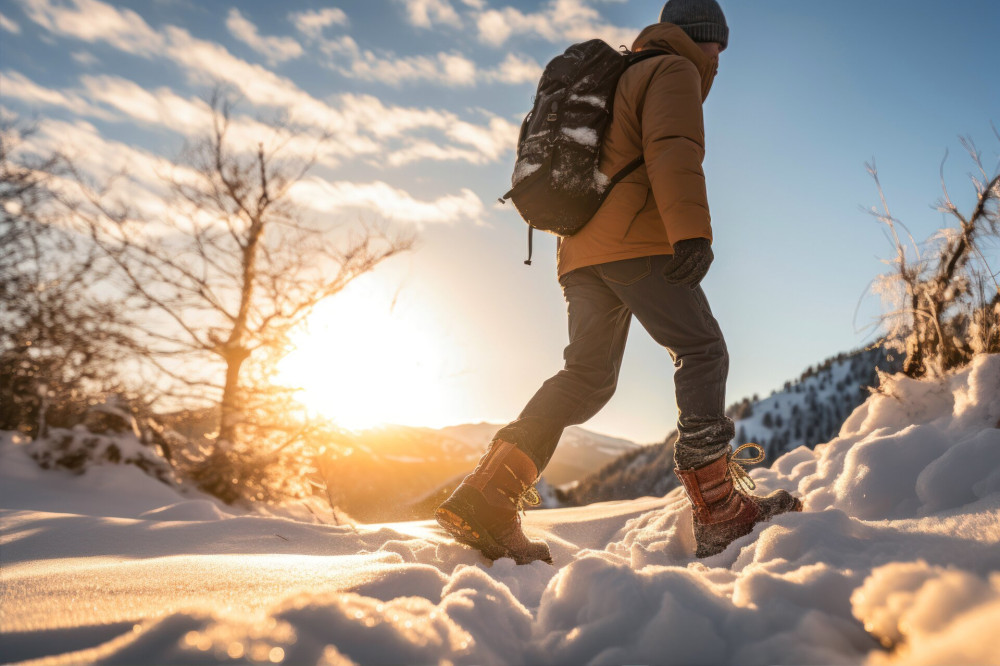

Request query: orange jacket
[{"left": 556, "top": 23, "right": 718, "bottom": 277}]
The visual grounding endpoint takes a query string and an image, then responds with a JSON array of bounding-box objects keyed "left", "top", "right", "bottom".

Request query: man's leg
[
  {"left": 495, "top": 263, "right": 633, "bottom": 472},
  {"left": 436, "top": 264, "right": 632, "bottom": 564},
  {"left": 602, "top": 255, "right": 732, "bottom": 468},
  {"left": 605, "top": 254, "right": 801, "bottom": 557}
]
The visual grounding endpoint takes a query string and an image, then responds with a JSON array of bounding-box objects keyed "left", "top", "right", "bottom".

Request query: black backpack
[{"left": 500, "top": 39, "right": 666, "bottom": 264}]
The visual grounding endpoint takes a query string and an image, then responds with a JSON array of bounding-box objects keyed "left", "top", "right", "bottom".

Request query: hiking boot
[
  {"left": 674, "top": 444, "right": 802, "bottom": 558},
  {"left": 436, "top": 439, "right": 553, "bottom": 565}
]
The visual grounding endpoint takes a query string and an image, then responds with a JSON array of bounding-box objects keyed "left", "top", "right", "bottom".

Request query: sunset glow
[{"left": 277, "top": 276, "right": 462, "bottom": 431}]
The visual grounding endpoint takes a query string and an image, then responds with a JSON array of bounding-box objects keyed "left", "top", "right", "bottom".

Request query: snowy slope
[
  {"left": 731, "top": 346, "right": 900, "bottom": 460},
  {"left": 2, "top": 355, "right": 999, "bottom": 665},
  {"left": 564, "top": 346, "right": 898, "bottom": 505}
]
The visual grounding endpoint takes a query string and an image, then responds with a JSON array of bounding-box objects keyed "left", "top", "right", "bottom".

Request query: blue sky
[{"left": 1, "top": 0, "right": 997, "bottom": 443}]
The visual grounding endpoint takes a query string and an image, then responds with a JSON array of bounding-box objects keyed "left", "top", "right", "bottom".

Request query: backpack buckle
[{"left": 546, "top": 113, "right": 557, "bottom": 121}]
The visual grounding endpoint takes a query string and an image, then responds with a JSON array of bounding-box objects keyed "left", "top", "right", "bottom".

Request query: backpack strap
[
  {"left": 518, "top": 48, "right": 670, "bottom": 266},
  {"left": 588, "top": 49, "right": 671, "bottom": 215}
]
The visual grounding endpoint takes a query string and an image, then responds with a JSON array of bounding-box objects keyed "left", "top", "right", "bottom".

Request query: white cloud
[
  {"left": 17, "top": 0, "right": 517, "bottom": 171},
  {"left": 76, "top": 74, "right": 362, "bottom": 168},
  {"left": 0, "top": 70, "right": 116, "bottom": 120},
  {"left": 486, "top": 53, "right": 542, "bottom": 84},
  {"left": 16, "top": 117, "right": 196, "bottom": 221},
  {"left": 397, "top": 0, "right": 462, "bottom": 29},
  {"left": 336, "top": 93, "right": 517, "bottom": 161},
  {"left": 475, "top": 0, "right": 637, "bottom": 49},
  {"left": 79, "top": 75, "right": 214, "bottom": 133},
  {"left": 315, "top": 32, "right": 478, "bottom": 87},
  {"left": 315, "top": 35, "right": 538, "bottom": 88},
  {"left": 18, "top": 0, "right": 165, "bottom": 55},
  {"left": 445, "top": 116, "right": 518, "bottom": 161},
  {"left": 225, "top": 8, "right": 303, "bottom": 64},
  {"left": 355, "top": 50, "right": 476, "bottom": 87},
  {"left": 289, "top": 7, "right": 348, "bottom": 39},
  {"left": 291, "top": 178, "right": 484, "bottom": 227},
  {"left": 0, "top": 11, "right": 21, "bottom": 33},
  {"left": 385, "top": 141, "right": 483, "bottom": 167},
  {"left": 71, "top": 50, "right": 98, "bottom": 66}
]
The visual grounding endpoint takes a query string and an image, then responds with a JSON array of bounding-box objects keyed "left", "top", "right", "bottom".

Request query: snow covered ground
[{"left": 2, "top": 355, "right": 999, "bottom": 665}]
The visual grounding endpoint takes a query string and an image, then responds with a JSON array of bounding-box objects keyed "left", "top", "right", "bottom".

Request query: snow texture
[
  {"left": 27, "top": 424, "right": 175, "bottom": 485},
  {"left": 560, "top": 126, "right": 600, "bottom": 148},
  {"left": 512, "top": 160, "right": 541, "bottom": 186},
  {"left": 2, "top": 355, "right": 999, "bottom": 665},
  {"left": 567, "top": 94, "right": 606, "bottom": 108}
]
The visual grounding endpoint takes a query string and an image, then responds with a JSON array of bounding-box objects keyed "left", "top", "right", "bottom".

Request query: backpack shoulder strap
[{"left": 594, "top": 49, "right": 672, "bottom": 213}]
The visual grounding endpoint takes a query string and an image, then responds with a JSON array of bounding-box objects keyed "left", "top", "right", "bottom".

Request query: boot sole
[{"left": 435, "top": 496, "right": 553, "bottom": 565}]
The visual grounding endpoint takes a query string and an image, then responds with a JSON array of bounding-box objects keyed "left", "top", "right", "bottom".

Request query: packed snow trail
[{"left": 2, "top": 355, "right": 999, "bottom": 665}]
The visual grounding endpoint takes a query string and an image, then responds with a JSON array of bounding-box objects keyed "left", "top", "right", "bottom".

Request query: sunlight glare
[{"left": 276, "top": 275, "right": 462, "bottom": 431}]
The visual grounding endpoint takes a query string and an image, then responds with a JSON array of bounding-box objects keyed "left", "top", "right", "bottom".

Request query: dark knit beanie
[{"left": 659, "top": 0, "right": 729, "bottom": 51}]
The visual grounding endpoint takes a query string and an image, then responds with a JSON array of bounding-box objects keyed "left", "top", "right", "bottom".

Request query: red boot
[
  {"left": 674, "top": 444, "right": 802, "bottom": 558},
  {"left": 436, "top": 439, "right": 552, "bottom": 565}
]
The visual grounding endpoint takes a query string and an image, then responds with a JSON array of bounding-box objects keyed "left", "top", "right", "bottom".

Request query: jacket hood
[{"left": 632, "top": 23, "right": 717, "bottom": 101}]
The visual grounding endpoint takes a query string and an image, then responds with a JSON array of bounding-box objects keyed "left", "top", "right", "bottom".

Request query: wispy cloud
[
  {"left": 291, "top": 177, "right": 484, "bottom": 227},
  {"left": 396, "top": 0, "right": 462, "bottom": 29},
  {"left": 0, "top": 70, "right": 116, "bottom": 121},
  {"left": 71, "top": 50, "right": 99, "bottom": 66},
  {"left": 309, "top": 30, "right": 538, "bottom": 88},
  {"left": 78, "top": 75, "right": 214, "bottom": 133},
  {"left": 474, "top": 0, "right": 637, "bottom": 48},
  {"left": 390, "top": 0, "right": 638, "bottom": 50},
  {"left": 288, "top": 7, "right": 348, "bottom": 39},
  {"left": 336, "top": 94, "right": 517, "bottom": 163},
  {"left": 19, "top": 0, "right": 165, "bottom": 55},
  {"left": 318, "top": 35, "right": 478, "bottom": 87},
  {"left": 486, "top": 53, "right": 542, "bottom": 84},
  {"left": 11, "top": 0, "right": 524, "bottom": 227},
  {"left": 15, "top": 116, "right": 199, "bottom": 222},
  {"left": 0, "top": 11, "right": 21, "bottom": 33},
  {"left": 225, "top": 8, "right": 303, "bottom": 65}
]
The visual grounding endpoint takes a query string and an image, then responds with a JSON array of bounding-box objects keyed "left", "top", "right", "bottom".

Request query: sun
[{"left": 276, "top": 275, "right": 461, "bottom": 431}]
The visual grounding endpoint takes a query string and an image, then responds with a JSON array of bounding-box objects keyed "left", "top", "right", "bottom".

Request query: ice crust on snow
[{"left": 1, "top": 355, "right": 999, "bottom": 665}]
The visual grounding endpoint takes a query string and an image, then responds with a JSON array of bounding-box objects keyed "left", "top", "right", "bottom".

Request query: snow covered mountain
[
  {"left": 319, "top": 422, "right": 638, "bottom": 521},
  {"left": 3, "top": 354, "right": 998, "bottom": 664},
  {"left": 433, "top": 422, "right": 640, "bottom": 487},
  {"left": 563, "top": 346, "right": 902, "bottom": 506}
]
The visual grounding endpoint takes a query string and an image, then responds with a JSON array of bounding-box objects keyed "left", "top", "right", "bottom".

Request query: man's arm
[{"left": 640, "top": 57, "right": 712, "bottom": 246}]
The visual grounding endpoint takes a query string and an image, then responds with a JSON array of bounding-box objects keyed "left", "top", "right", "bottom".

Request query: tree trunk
[{"left": 218, "top": 352, "right": 247, "bottom": 445}]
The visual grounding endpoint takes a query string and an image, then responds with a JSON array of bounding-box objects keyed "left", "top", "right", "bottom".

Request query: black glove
[{"left": 663, "top": 238, "right": 713, "bottom": 287}]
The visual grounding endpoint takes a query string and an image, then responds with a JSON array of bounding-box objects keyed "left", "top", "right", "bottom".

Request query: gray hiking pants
[{"left": 495, "top": 254, "right": 734, "bottom": 473}]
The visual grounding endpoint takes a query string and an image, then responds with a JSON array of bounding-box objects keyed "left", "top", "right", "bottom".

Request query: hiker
[{"left": 437, "top": 0, "right": 801, "bottom": 564}]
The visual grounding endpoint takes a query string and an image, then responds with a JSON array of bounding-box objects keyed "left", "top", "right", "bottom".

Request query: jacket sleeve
[{"left": 640, "top": 57, "right": 712, "bottom": 245}]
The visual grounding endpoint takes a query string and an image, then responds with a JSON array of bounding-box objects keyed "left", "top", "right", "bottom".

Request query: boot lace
[
  {"left": 729, "top": 443, "right": 765, "bottom": 494},
  {"left": 500, "top": 463, "right": 542, "bottom": 514}
]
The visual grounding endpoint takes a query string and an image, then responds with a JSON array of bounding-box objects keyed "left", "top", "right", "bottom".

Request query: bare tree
[
  {"left": 1, "top": 122, "right": 132, "bottom": 436},
  {"left": 869, "top": 130, "right": 1000, "bottom": 377},
  {"left": 68, "top": 96, "right": 413, "bottom": 454}
]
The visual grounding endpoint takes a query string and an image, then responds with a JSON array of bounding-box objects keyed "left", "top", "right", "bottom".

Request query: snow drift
[{"left": 2, "top": 355, "right": 999, "bottom": 665}]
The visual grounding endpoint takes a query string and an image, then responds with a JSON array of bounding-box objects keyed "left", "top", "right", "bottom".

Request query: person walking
[{"left": 437, "top": 0, "right": 801, "bottom": 564}]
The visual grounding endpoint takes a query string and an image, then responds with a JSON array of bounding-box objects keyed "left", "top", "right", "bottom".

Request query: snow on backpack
[{"left": 500, "top": 39, "right": 666, "bottom": 264}]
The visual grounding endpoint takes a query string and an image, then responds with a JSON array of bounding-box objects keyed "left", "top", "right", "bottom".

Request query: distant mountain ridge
[
  {"left": 320, "top": 422, "right": 640, "bottom": 521},
  {"left": 560, "top": 346, "right": 902, "bottom": 506}
]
